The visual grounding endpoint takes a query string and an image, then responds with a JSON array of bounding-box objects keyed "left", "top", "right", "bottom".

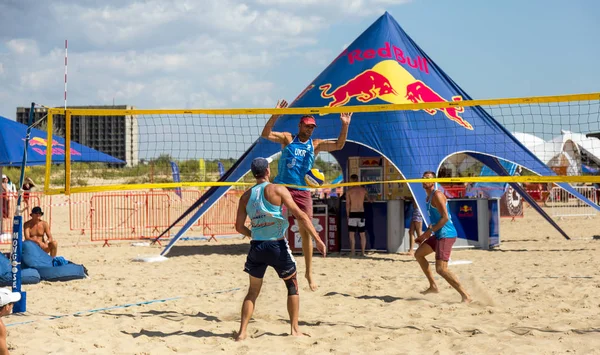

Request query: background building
[{"left": 16, "top": 105, "right": 138, "bottom": 166}]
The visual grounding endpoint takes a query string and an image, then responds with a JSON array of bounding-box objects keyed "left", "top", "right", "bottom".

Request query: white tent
[
  {"left": 512, "top": 130, "right": 600, "bottom": 176},
  {"left": 512, "top": 132, "right": 546, "bottom": 151}
]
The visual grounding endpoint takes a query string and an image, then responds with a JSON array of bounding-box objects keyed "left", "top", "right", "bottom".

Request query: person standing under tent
[
  {"left": 261, "top": 99, "right": 351, "bottom": 290},
  {"left": 345, "top": 174, "right": 371, "bottom": 257},
  {"left": 234, "top": 157, "right": 326, "bottom": 341},
  {"left": 414, "top": 171, "right": 471, "bottom": 303}
]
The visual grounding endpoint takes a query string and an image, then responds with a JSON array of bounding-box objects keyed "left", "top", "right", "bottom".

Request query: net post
[
  {"left": 65, "top": 110, "right": 71, "bottom": 195},
  {"left": 44, "top": 111, "right": 54, "bottom": 194}
]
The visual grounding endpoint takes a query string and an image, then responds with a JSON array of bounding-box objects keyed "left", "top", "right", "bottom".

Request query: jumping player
[{"left": 261, "top": 99, "right": 351, "bottom": 290}]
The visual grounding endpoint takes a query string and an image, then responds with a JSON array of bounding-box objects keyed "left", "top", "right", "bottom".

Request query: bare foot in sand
[
  {"left": 420, "top": 286, "right": 439, "bottom": 295},
  {"left": 306, "top": 272, "right": 317, "bottom": 291},
  {"left": 235, "top": 331, "right": 247, "bottom": 342},
  {"left": 291, "top": 329, "right": 310, "bottom": 337},
  {"left": 461, "top": 295, "right": 472, "bottom": 303}
]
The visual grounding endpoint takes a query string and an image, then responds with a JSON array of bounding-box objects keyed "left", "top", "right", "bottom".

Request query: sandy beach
[{"left": 2, "top": 203, "right": 599, "bottom": 355}]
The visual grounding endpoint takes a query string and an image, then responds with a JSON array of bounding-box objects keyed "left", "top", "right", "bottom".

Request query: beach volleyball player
[
  {"left": 414, "top": 171, "right": 471, "bottom": 303},
  {"left": 261, "top": 99, "right": 352, "bottom": 290}
]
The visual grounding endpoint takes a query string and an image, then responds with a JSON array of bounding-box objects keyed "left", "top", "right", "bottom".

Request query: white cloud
[
  {"left": 256, "top": 0, "right": 412, "bottom": 15},
  {"left": 0, "top": 0, "right": 412, "bottom": 117},
  {"left": 6, "top": 39, "right": 39, "bottom": 56}
]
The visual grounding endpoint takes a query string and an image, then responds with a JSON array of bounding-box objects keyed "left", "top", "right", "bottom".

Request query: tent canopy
[
  {"left": 0, "top": 116, "right": 124, "bottom": 166},
  {"left": 159, "top": 12, "right": 599, "bottom": 255},
  {"left": 513, "top": 130, "right": 600, "bottom": 175}
]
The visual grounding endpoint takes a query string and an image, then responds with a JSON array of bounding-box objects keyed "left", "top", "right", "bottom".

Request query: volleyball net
[{"left": 23, "top": 92, "right": 600, "bottom": 196}]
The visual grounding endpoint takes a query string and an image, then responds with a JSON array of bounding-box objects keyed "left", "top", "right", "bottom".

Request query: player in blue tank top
[
  {"left": 234, "top": 157, "right": 326, "bottom": 341},
  {"left": 245, "top": 181, "right": 289, "bottom": 241},
  {"left": 273, "top": 135, "right": 315, "bottom": 190},
  {"left": 261, "top": 99, "right": 352, "bottom": 291},
  {"left": 414, "top": 171, "right": 471, "bottom": 303}
]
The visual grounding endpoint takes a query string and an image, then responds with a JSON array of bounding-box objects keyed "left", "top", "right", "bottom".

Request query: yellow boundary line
[
  {"left": 46, "top": 92, "right": 600, "bottom": 116},
  {"left": 42, "top": 176, "right": 600, "bottom": 195}
]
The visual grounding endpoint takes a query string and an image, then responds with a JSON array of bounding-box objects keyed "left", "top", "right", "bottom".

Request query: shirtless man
[
  {"left": 346, "top": 174, "right": 371, "bottom": 257},
  {"left": 23, "top": 207, "right": 58, "bottom": 257}
]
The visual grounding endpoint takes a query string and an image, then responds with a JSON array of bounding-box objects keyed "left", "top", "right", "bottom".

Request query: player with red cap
[{"left": 261, "top": 99, "right": 352, "bottom": 291}]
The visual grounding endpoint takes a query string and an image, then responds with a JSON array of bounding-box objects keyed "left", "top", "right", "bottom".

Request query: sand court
[{"left": 1, "top": 203, "right": 599, "bottom": 354}]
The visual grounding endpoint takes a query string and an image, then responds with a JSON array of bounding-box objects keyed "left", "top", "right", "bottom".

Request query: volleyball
[{"left": 305, "top": 168, "right": 325, "bottom": 187}]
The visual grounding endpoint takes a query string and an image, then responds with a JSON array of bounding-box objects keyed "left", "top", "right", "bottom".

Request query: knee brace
[{"left": 284, "top": 275, "right": 299, "bottom": 296}]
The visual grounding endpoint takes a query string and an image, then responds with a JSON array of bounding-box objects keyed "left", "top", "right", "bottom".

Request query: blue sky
[{"left": 0, "top": 0, "right": 598, "bottom": 119}]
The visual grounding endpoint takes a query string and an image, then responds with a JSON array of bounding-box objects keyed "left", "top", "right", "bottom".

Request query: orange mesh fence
[{"left": 89, "top": 192, "right": 171, "bottom": 245}]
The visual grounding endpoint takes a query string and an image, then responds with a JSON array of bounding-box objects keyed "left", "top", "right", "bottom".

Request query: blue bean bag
[
  {"left": 21, "top": 240, "right": 87, "bottom": 282},
  {"left": 21, "top": 240, "right": 53, "bottom": 269},
  {"left": 36, "top": 263, "right": 87, "bottom": 282},
  {"left": 0, "top": 252, "right": 41, "bottom": 286}
]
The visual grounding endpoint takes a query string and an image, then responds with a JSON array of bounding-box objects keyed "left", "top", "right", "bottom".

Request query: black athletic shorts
[
  {"left": 243, "top": 239, "right": 297, "bottom": 279},
  {"left": 348, "top": 211, "right": 366, "bottom": 233}
]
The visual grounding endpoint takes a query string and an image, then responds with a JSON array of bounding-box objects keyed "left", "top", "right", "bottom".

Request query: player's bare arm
[
  {"left": 235, "top": 191, "right": 252, "bottom": 239},
  {"left": 431, "top": 190, "right": 449, "bottom": 228},
  {"left": 416, "top": 191, "right": 449, "bottom": 243},
  {"left": 314, "top": 112, "right": 352, "bottom": 154},
  {"left": 277, "top": 185, "right": 326, "bottom": 257},
  {"left": 261, "top": 100, "right": 293, "bottom": 145}
]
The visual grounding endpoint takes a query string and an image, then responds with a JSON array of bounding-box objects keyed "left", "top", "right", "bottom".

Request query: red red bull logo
[
  {"left": 319, "top": 59, "right": 473, "bottom": 130},
  {"left": 28, "top": 137, "right": 62, "bottom": 147},
  {"left": 319, "top": 70, "right": 397, "bottom": 107},
  {"left": 27, "top": 137, "right": 81, "bottom": 156},
  {"left": 459, "top": 205, "right": 472, "bottom": 213},
  {"left": 360, "top": 158, "right": 382, "bottom": 166},
  {"left": 405, "top": 81, "right": 472, "bottom": 130},
  {"left": 458, "top": 205, "right": 474, "bottom": 217}
]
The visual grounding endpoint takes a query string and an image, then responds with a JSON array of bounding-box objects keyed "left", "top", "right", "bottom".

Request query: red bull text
[{"left": 341, "top": 42, "right": 429, "bottom": 74}]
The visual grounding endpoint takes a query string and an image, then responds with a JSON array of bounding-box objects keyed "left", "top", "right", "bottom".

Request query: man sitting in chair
[{"left": 24, "top": 207, "right": 58, "bottom": 257}]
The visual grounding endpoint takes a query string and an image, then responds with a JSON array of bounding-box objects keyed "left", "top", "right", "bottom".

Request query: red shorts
[
  {"left": 282, "top": 188, "right": 313, "bottom": 218},
  {"left": 424, "top": 237, "right": 455, "bottom": 261}
]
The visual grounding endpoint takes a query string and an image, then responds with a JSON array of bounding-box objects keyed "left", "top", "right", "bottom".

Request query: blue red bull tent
[
  {"left": 158, "top": 12, "right": 599, "bottom": 254},
  {"left": 0, "top": 116, "right": 125, "bottom": 166},
  {"left": 0, "top": 115, "right": 125, "bottom": 232}
]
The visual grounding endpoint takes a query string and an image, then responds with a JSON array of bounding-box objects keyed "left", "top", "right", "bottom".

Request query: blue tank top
[
  {"left": 246, "top": 182, "right": 289, "bottom": 241},
  {"left": 426, "top": 190, "right": 457, "bottom": 239},
  {"left": 273, "top": 136, "right": 315, "bottom": 191}
]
